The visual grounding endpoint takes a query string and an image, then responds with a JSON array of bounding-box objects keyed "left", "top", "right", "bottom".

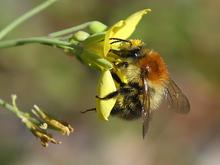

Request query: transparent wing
[
  {"left": 141, "top": 77, "right": 151, "bottom": 138},
  {"left": 165, "top": 79, "right": 190, "bottom": 114}
]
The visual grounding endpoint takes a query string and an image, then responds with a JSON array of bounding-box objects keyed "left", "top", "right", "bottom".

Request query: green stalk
[
  {"left": 0, "top": 37, "right": 77, "bottom": 50},
  {"left": 0, "top": 97, "right": 16, "bottom": 114},
  {"left": 0, "top": 0, "right": 58, "bottom": 40},
  {"left": 0, "top": 95, "right": 39, "bottom": 125},
  {"left": 49, "top": 21, "right": 107, "bottom": 37},
  {"left": 49, "top": 22, "right": 93, "bottom": 37}
]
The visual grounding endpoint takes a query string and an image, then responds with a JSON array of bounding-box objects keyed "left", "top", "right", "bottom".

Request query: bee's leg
[
  {"left": 96, "top": 87, "right": 132, "bottom": 100},
  {"left": 96, "top": 90, "right": 119, "bottom": 100},
  {"left": 129, "top": 82, "right": 143, "bottom": 91},
  {"left": 114, "top": 61, "right": 129, "bottom": 68},
  {"left": 110, "top": 49, "right": 126, "bottom": 57},
  {"left": 111, "top": 72, "right": 126, "bottom": 86},
  {"left": 81, "top": 108, "right": 96, "bottom": 113}
]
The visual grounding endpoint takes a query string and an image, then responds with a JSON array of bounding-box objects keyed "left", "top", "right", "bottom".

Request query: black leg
[
  {"left": 115, "top": 62, "right": 129, "bottom": 68},
  {"left": 110, "top": 49, "right": 126, "bottom": 57},
  {"left": 96, "top": 86, "right": 133, "bottom": 100},
  {"left": 111, "top": 72, "right": 126, "bottom": 86},
  {"left": 96, "top": 90, "right": 119, "bottom": 100},
  {"left": 81, "top": 108, "right": 96, "bottom": 113}
]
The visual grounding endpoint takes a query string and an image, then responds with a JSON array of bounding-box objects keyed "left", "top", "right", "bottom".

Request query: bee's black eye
[{"left": 129, "top": 48, "right": 141, "bottom": 58}]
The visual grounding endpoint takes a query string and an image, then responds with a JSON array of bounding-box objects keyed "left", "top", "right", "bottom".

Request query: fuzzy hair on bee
[
  {"left": 84, "top": 38, "right": 190, "bottom": 138},
  {"left": 109, "top": 39, "right": 189, "bottom": 137},
  {"left": 110, "top": 39, "right": 169, "bottom": 110}
]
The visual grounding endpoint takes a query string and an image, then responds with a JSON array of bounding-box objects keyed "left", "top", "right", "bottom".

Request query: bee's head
[
  {"left": 110, "top": 39, "right": 145, "bottom": 59},
  {"left": 125, "top": 46, "right": 144, "bottom": 59}
]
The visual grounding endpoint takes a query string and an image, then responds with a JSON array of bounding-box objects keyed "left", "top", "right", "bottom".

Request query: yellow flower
[
  {"left": 95, "top": 9, "right": 151, "bottom": 120},
  {"left": 103, "top": 9, "right": 151, "bottom": 56},
  {"left": 96, "top": 70, "right": 117, "bottom": 121}
]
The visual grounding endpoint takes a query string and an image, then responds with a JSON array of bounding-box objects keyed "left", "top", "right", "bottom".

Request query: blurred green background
[{"left": 0, "top": 0, "right": 220, "bottom": 165}]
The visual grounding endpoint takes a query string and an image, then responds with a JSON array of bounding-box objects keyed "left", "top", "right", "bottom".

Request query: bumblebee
[{"left": 85, "top": 38, "right": 190, "bottom": 137}]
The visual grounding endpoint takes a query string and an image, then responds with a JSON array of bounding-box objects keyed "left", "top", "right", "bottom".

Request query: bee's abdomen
[
  {"left": 111, "top": 106, "right": 142, "bottom": 120},
  {"left": 111, "top": 93, "right": 142, "bottom": 120}
]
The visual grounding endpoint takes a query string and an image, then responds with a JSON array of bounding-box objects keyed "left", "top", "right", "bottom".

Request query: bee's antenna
[{"left": 110, "top": 38, "right": 132, "bottom": 46}]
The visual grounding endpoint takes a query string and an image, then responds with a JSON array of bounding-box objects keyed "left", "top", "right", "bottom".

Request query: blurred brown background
[{"left": 0, "top": 0, "right": 220, "bottom": 165}]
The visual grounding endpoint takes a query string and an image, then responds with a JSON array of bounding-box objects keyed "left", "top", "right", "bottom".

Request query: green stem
[
  {"left": 49, "top": 21, "right": 95, "bottom": 37},
  {"left": 0, "top": 96, "right": 39, "bottom": 125},
  {"left": 0, "top": 96, "right": 25, "bottom": 123},
  {"left": 0, "top": 37, "right": 77, "bottom": 50},
  {"left": 0, "top": 98, "right": 16, "bottom": 114},
  {"left": 0, "top": 0, "right": 58, "bottom": 40}
]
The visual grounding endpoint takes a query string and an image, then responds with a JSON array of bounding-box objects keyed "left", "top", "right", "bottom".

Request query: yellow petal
[
  {"left": 112, "top": 9, "right": 151, "bottom": 39},
  {"left": 104, "top": 20, "right": 124, "bottom": 56},
  {"left": 104, "top": 9, "right": 151, "bottom": 56},
  {"left": 96, "top": 70, "right": 117, "bottom": 120},
  {"left": 83, "top": 33, "right": 105, "bottom": 57}
]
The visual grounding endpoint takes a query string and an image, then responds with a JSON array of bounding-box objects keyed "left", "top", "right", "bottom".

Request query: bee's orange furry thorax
[{"left": 138, "top": 50, "right": 169, "bottom": 85}]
